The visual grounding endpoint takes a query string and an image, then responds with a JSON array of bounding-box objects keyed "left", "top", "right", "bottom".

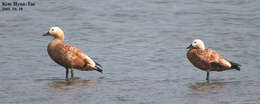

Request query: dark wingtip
[
  {"left": 232, "top": 65, "right": 241, "bottom": 71},
  {"left": 96, "top": 67, "right": 103, "bottom": 73},
  {"left": 94, "top": 60, "right": 103, "bottom": 68},
  {"left": 230, "top": 61, "right": 241, "bottom": 71}
]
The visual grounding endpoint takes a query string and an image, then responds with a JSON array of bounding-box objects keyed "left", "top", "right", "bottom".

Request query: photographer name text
[{"left": 2, "top": 1, "right": 35, "bottom": 11}]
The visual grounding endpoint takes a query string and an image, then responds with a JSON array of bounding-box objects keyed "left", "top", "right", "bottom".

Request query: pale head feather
[
  {"left": 48, "top": 26, "right": 64, "bottom": 40},
  {"left": 191, "top": 39, "right": 205, "bottom": 50}
]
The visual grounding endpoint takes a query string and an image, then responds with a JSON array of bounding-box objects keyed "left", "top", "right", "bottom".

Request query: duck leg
[
  {"left": 66, "top": 68, "right": 69, "bottom": 79},
  {"left": 71, "top": 69, "right": 74, "bottom": 78},
  {"left": 206, "top": 72, "right": 210, "bottom": 81}
]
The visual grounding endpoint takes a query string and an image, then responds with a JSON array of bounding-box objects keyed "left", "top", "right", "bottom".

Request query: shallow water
[{"left": 0, "top": 0, "right": 260, "bottom": 104}]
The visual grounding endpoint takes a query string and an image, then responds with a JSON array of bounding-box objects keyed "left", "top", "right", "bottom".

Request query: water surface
[{"left": 0, "top": 0, "right": 260, "bottom": 104}]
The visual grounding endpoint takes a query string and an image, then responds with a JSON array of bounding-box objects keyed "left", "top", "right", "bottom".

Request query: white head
[
  {"left": 187, "top": 39, "right": 205, "bottom": 50},
  {"left": 43, "top": 26, "right": 64, "bottom": 40}
]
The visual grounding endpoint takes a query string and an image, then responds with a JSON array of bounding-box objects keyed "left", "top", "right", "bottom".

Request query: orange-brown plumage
[
  {"left": 187, "top": 49, "right": 231, "bottom": 71},
  {"left": 43, "top": 27, "right": 103, "bottom": 79},
  {"left": 186, "top": 39, "right": 240, "bottom": 81}
]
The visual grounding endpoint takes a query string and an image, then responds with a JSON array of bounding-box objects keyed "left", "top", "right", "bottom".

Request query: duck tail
[
  {"left": 94, "top": 60, "right": 103, "bottom": 68},
  {"left": 230, "top": 61, "right": 241, "bottom": 71},
  {"left": 95, "top": 66, "right": 103, "bottom": 73},
  {"left": 94, "top": 60, "right": 103, "bottom": 73}
]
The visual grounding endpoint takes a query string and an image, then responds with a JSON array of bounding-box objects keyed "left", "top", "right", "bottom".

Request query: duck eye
[
  {"left": 51, "top": 29, "right": 54, "bottom": 31},
  {"left": 194, "top": 41, "right": 197, "bottom": 44}
]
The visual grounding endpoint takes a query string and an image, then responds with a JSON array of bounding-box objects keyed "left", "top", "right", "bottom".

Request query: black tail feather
[
  {"left": 230, "top": 61, "right": 241, "bottom": 71},
  {"left": 95, "top": 66, "right": 103, "bottom": 73},
  {"left": 94, "top": 60, "right": 103, "bottom": 68}
]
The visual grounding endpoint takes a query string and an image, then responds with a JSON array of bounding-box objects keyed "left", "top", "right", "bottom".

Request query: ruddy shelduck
[
  {"left": 186, "top": 39, "right": 240, "bottom": 81},
  {"left": 43, "top": 27, "right": 103, "bottom": 79}
]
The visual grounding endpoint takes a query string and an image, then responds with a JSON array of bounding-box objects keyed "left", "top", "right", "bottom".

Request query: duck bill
[
  {"left": 186, "top": 44, "right": 193, "bottom": 49},
  {"left": 43, "top": 31, "right": 50, "bottom": 36}
]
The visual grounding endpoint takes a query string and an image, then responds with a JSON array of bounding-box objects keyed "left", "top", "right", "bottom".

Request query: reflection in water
[
  {"left": 189, "top": 81, "right": 232, "bottom": 92},
  {"left": 48, "top": 77, "right": 97, "bottom": 91},
  {"left": 43, "top": 77, "right": 99, "bottom": 104}
]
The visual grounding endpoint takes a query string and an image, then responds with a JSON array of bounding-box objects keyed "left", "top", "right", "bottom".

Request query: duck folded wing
[
  {"left": 193, "top": 49, "right": 231, "bottom": 71},
  {"left": 62, "top": 44, "right": 91, "bottom": 69}
]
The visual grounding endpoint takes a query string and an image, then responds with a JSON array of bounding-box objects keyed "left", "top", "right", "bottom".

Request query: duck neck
[
  {"left": 197, "top": 44, "right": 205, "bottom": 50},
  {"left": 48, "top": 38, "right": 63, "bottom": 48},
  {"left": 55, "top": 34, "right": 64, "bottom": 41},
  {"left": 200, "top": 46, "right": 205, "bottom": 50}
]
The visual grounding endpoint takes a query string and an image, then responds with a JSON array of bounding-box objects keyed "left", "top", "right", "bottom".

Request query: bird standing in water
[
  {"left": 43, "top": 27, "right": 103, "bottom": 79},
  {"left": 186, "top": 39, "right": 240, "bottom": 81}
]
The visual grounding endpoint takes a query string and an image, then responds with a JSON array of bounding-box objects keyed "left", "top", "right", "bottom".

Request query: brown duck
[
  {"left": 43, "top": 27, "right": 103, "bottom": 79},
  {"left": 186, "top": 39, "right": 240, "bottom": 81}
]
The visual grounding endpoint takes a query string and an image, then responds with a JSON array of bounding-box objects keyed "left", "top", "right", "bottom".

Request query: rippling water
[{"left": 1, "top": 0, "right": 260, "bottom": 104}]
